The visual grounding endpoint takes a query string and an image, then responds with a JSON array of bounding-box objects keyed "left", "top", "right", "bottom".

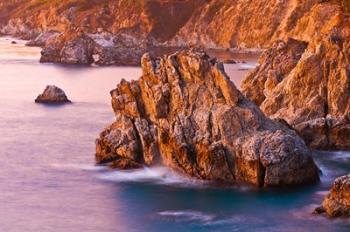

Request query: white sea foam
[
  {"left": 314, "top": 191, "right": 328, "bottom": 197},
  {"left": 97, "top": 166, "right": 200, "bottom": 186},
  {"left": 158, "top": 211, "right": 263, "bottom": 227},
  {"left": 158, "top": 210, "right": 215, "bottom": 223},
  {"left": 239, "top": 63, "right": 258, "bottom": 69}
]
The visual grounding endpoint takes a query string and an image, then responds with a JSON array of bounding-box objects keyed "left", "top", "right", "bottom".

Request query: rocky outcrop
[
  {"left": 95, "top": 49, "right": 319, "bottom": 187},
  {"left": 35, "top": 85, "right": 71, "bottom": 104},
  {"left": 26, "top": 31, "right": 60, "bottom": 47},
  {"left": 315, "top": 174, "right": 350, "bottom": 218},
  {"left": 241, "top": 38, "right": 308, "bottom": 106},
  {"left": 40, "top": 29, "right": 96, "bottom": 65},
  {"left": 39, "top": 29, "right": 146, "bottom": 66},
  {"left": 241, "top": 7, "right": 350, "bottom": 150}
]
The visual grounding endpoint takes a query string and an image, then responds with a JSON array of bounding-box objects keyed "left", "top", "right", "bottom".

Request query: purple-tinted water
[{"left": 0, "top": 37, "right": 349, "bottom": 232}]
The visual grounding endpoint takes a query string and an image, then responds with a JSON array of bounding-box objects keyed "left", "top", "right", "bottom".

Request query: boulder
[
  {"left": 95, "top": 49, "right": 319, "bottom": 187},
  {"left": 315, "top": 174, "right": 350, "bottom": 218},
  {"left": 35, "top": 85, "right": 71, "bottom": 104},
  {"left": 241, "top": 35, "right": 350, "bottom": 150}
]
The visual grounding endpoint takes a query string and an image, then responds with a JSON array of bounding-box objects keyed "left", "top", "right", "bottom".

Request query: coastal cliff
[
  {"left": 0, "top": 0, "right": 346, "bottom": 48},
  {"left": 241, "top": 2, "right": 350, "bottom": 150}
]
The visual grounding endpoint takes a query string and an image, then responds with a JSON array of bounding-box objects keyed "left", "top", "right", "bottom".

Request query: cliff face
[{"left": 0, "top": 0, "right": 346, "bottom": 48}]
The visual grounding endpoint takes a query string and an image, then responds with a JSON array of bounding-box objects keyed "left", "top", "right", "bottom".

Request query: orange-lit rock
[{"left": 96, "top": 49, "right": 319, "bottom": 187}]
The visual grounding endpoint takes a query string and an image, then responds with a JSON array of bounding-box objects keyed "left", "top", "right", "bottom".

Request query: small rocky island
[
  {"left": 35, "top": 85, "right": 71, "bottom": 104},
  {"left": 315, "top": 174, "right": 350, "bottom": 218},
  {"left": 96, "top": 49, "right": 319, "bottom": 187}
]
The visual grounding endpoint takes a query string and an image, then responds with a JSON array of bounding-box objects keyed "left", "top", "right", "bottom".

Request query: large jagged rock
[
  {"left": 241, "top": 11, "right": 350, "bottom": 150},
  {"left": 40, "top": 29, "right": 146, "bottom": 66},
  {"left": 96, "top": 49, "right": 319, "bottom": 187},
  {"left": 315, "top": 174, "right": 350, "bottom": 218},
  {"left": 35, "top": 85, "right": 71, "bottom": 104}
]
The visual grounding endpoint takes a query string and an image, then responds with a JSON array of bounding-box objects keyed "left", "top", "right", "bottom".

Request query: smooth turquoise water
[{"left": 0, "top": 37, "right": 349, "bottom": 232}]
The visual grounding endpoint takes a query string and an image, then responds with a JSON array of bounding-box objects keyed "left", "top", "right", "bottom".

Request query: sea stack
[
  {"left": 35, "top": 85, "right": 71, "bottom": 104},
  {"left": 95, "top": 49, "right": 319, "bottom": 187}
]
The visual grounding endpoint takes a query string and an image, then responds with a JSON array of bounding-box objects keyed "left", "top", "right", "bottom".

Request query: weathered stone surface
[
  {"left": 0, "top": 1, "right": 346, "bottom": 49},
  {"left": 241, "top": 38, "right": 308, "bottom": 106},
  {"left": 242, "top": 23, "right": 350, "bottom": 150},
  {"left": 40, "top": 29, "right": 146, "bottom": 66},
  {"left": 35, "top": 85, "right": 71, "bottom": 104},
  {"left": 315, "top": 174, "right": 350, "bottom": 218},
  {"left": 96, "top": 49, "right": 319, "bottom": 187},
  {"left": 26, "top": 31, "right": 60, "bottom": 47}
]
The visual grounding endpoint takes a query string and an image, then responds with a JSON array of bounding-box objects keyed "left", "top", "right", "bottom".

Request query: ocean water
[{"left": 0, "top": 37, "right": 349, "bottom": 232}]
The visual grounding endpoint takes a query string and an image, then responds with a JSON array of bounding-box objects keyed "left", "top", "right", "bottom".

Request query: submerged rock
[
  {"left": 241, "top": 35, "right": 350, "bottom": 150},
  {"left": 35, "top": 85, "right": 71, "bottom": 104},
  {"left": 96, "top": 49, "right": 319, "bottom": 187},
  {"left": 315, "top": 174, "right": 350, "bottom": 218}
]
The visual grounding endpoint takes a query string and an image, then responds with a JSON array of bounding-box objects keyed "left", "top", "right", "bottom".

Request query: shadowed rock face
[
  {"left": 315, "top": 174, "right": 350, "bottom": 218},
  {"left": 96, "top": 49, "right": 319, "bottom": 187},
  {"left": 25, "top": 31, "right": 60, "bottom": 47},
  {"left": 35, "top": 85, "right": 71, "bottom": 104}
]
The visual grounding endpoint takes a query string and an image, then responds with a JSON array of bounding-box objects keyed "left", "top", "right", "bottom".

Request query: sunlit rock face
[
  {"left": 315, "top": 174, "right": 350, "bottom": 218},
  {"left": 95, "top": 49, "right": 319, "bottom": 187},
  {"left": 241, "top": 5, "right": 350, "bottom": 150},
  {"left": 0, "top": 1, "right": 346, "bottom": 49}
]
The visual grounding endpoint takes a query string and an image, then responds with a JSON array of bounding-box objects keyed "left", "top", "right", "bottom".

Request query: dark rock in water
[
  {"left": 11, "top": 41, "right": 17, "bottom": 44},
  {"left": 40, "top": 28, "right": 146, "bottom": 66},
  {"left": 35, "top": 85, "right": 71, "bottom": 104},
  {"left": 95, "top": 49, "right": 319, "bottom": 187},
  {"left": 26, "top": 31, "right": 60, "bottom": 47},
  {"left": 241, "top": 36, "right": 350, "bottom": 150},
  {"left": 316, "top": 174, "right": 350, "bottom": 218}
]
